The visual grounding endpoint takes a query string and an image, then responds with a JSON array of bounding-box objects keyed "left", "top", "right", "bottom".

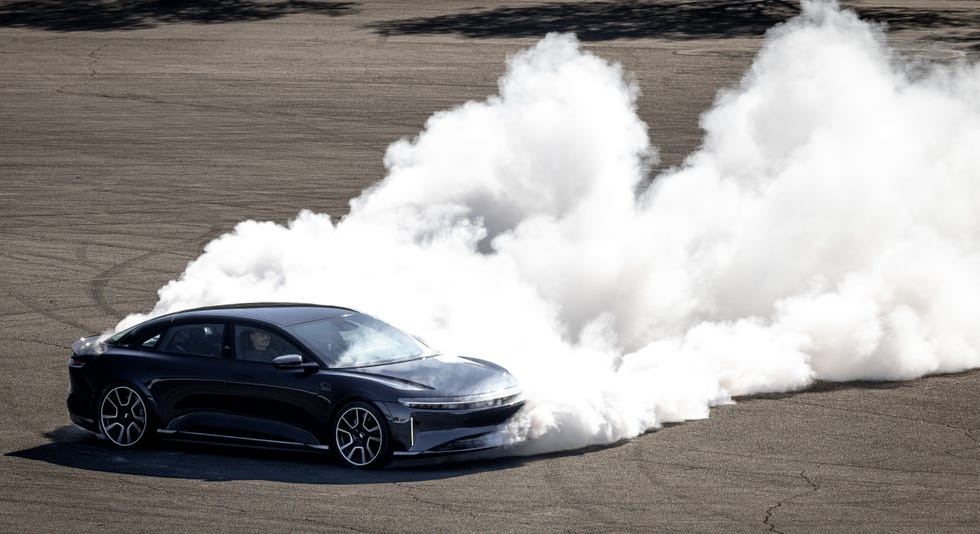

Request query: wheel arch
[{"left": 96, "top": 377, "right": 161, "bottom": 426}]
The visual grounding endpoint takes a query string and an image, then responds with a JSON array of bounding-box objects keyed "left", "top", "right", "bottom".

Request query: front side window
[
  {"left": 235, "top": 325, "right": 301, "bottom": 363},
  {"left": 157, "top": 323, "right": 225, "bottom": 358}
]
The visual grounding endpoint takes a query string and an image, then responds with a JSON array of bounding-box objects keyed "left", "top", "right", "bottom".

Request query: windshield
[{"left": 287, "top": 314, "right": 435, "bottom": 368}]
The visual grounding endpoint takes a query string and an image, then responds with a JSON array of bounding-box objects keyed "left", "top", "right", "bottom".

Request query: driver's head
[{"left": 249, "top": 330, "right": 271, "bottom": 350}]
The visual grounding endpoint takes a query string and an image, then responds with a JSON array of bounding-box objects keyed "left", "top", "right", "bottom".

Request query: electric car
[{"left": 67, "top": 303, "right": 523, "bottom": 468}]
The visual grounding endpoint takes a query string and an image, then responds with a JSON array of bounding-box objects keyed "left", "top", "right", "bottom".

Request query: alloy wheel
[
  {"left": 100, "top": 385, "right": 147, "bottom": 447},
  {"left": 334, "top": 404, "right": 386, "bottom": 467}
]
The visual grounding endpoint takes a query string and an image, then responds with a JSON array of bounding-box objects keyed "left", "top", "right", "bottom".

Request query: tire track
[
  {"left": 8, "top": 287, "right": 95, "bottom": 332},
  {"left": 87, "top": 225, "right": 221, "bottom": 318}
]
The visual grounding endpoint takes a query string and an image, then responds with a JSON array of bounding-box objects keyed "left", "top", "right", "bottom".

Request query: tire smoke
[{"left": 120, "top": 1, "right": 980, "bottom": 454}]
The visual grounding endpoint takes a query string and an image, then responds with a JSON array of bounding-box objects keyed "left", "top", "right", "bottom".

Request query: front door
[{"left": 216, "top": 323, "right": 332, "bottom": 445}]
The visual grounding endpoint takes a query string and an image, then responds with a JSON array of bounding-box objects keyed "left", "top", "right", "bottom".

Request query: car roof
[{"left": 160, "top": 303, "right": 358, "bottom": 327}]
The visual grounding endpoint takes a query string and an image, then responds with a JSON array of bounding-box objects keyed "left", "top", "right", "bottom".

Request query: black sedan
[{"left": 67, "top": 303, "right": 523, "bottom": 468}]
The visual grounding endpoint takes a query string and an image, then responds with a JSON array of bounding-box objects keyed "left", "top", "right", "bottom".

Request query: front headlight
[{"left": 399, "top": 387, "right": 523, "bottom": 410}]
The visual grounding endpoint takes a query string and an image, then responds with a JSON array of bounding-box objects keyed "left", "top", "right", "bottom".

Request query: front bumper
[{"left": 381, "top": 393, "right": 524, "bottom": 455}]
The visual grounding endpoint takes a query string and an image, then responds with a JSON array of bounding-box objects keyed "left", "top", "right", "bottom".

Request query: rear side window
[
  {"left": 157, "top": 324, "right": 225, "bottom": 358},
  {"left": 120, "top": 328, "right": 161, "bottom": 348}
]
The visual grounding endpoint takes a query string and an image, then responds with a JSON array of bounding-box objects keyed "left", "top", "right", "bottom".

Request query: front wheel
[
  {"left": 99, "top": 384, "right": 153, "bottom": 448},
  {"left": 332, "top": 401, "right": 391, "bottom": 469}
]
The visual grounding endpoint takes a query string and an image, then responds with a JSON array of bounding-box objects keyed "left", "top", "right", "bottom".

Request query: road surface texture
[{"left": 1, "top": 1, "right": 978, "bottom": 532}]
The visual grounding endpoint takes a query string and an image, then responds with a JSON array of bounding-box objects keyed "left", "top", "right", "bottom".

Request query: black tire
[
  {"left": 332, "top": 401, "right": 392, "bottom": 469},
  {"left": 98, "top": 384, "right": 154, "bottom": 448}
]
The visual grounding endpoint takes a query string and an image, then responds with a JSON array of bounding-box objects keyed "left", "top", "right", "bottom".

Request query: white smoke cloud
[{"left": 120, "top": 0, "right": 980, "bottom": 454}]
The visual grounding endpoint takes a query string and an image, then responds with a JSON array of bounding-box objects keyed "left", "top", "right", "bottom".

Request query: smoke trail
[{"left": 120, "top": 1, "right": 980, "bottom": 454}]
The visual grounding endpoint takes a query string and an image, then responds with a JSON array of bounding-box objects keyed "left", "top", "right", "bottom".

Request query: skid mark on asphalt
[
  {"left": 785, "top": 398, "right": 953, "bottom": 427},
  {"left": 4, "top": 337, "right": 71, "bottom": 351},
  {"left": 393, "top": 481, "right": 479, "bottom": 520},
  {"left": 88, "top": 225, "right": 221, "bottom": 318},
  {"left": 944, "top": 429, "right": 980, "bottom": 461},
  {"left": 51, "top": 84, "right": 390, "bottom": 156},
  {"left": 9, "top": 287, "right": 94, "bottom": 332},
  {"left": 0, "top": 250, "right": 91, "bottom": 283}
]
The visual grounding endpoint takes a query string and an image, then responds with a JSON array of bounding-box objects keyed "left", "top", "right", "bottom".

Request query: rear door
[{"left": 140, "top": 322, "right": 232, "bottom": 428}]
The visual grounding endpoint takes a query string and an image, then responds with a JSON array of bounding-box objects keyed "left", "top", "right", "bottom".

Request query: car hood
[{"left": 340, "top": 355, "right": 519, "bottom": 396}]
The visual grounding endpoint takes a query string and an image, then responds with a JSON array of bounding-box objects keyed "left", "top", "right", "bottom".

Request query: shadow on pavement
[
  {"left": 0, "top": 0, "right": 357, "bottom": 32},
  {"left": 740, "top": 369, "right": 980, "bottom": 402},
  {"left": 6, "top": 425, "right": 527, "bottom": 484},
  {"left": 369, "top": 0, "right": 799, "bottom": 41},
  {"left": 368, "top": 0, "right": 980, "bottom": 43}
]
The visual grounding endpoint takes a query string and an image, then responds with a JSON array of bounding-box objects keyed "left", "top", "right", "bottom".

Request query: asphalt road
[{"left": 2, "top": 1, "right": 978, "bottom": 532}]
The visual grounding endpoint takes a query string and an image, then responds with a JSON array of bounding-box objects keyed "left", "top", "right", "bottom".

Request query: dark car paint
[
  {"left": 67, "top": 304, "right": 523, "bottom": 458},
  {"left": 347, "top": 355, "right": 519, "bottom": 395}
]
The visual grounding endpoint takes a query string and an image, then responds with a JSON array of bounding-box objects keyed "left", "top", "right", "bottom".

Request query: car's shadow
[{"left": 6, "top": 425, "right": 533, "bottom": 484}]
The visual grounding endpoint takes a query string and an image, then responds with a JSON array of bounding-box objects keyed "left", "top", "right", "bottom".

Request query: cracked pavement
[
  {"left": 2, "top": 1, "right": 979, "bottom": 532},
  {"left": 764, "top": 471, "right": 819, "bottom": 533}
]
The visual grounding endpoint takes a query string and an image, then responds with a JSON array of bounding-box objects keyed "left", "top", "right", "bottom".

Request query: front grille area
[
  {"left": 429, "top": 432, "right": 497, "bottom": 452},
  {"left": 411, "top": 401, "right": 523, "bottom": 431}
]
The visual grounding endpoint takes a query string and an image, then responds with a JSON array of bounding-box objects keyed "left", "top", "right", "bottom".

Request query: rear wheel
[
  {"left": 99, "top": 385, "right": 153, "bottom": 448},
  {"left": 332, "top": 401, "right": 391, "bottom": 469}
]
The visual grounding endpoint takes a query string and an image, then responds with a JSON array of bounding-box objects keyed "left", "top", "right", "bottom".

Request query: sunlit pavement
[{"left": 1, "top": 1, "right": 978, "bottom": 531}]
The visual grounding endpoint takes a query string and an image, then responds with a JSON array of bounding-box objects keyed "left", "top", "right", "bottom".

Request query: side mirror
[{"left": 273, "top": 354, "right": 304, "bottom": 370}]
